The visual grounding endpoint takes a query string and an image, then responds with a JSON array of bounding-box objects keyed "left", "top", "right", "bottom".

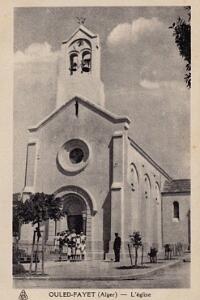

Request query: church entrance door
[
  {"left": 63, "top": 193, "right": 87, "bottom": 235},
  {"left": 67, "top": 215, "right": 83, "bottom": 234}
]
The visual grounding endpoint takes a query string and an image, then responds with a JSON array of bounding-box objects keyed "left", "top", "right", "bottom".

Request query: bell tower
[{"left": 56, "top": 24, "right": 105, "bottom": 107}]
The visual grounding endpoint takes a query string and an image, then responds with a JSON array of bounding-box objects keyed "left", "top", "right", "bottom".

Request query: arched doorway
[
  {"left": 62, "top": 193, "right": 87, "bottom": 234},
  {"left": 52, "top": 186, "right": 96, "bottom": 256}
]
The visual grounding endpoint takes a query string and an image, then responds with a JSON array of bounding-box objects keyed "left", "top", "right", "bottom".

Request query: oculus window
[
  {"left": 69, "top": 148, "right": 84, "bottom": 164},
  {"left": 57, "top": 139, "right": 90, "bottom": 175}
]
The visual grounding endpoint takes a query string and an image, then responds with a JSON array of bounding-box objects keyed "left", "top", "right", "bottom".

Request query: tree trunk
[
  {"left": 55, "top": 220, "right": 57, "bottom": 236},
  {"left": 141, "top": 245, "right": 144, "bottom": 265},
  {"left": 29, "top": 230, "right": 36, "bottom": 274},
  {"left": 128, "top": 243, "right": 133, "bottom": 266},
  {"left": 135, "top": 247, "right": 138, "bottom": 267},
  {"left": 35, "top": 222, "right": 41, "bottom": 273}
]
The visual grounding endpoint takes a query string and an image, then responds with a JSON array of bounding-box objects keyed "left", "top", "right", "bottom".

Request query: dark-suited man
[{"left": 113, "top": 233, "right": 121, "bottom": 262}]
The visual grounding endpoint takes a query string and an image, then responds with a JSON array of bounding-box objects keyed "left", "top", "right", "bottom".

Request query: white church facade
[{"left": 19, "top": 25, "right": 190, "bottom": 259}]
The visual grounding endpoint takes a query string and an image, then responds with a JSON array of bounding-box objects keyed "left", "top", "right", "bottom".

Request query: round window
[
  {"left": 69, "top": 148, "right": 84, "bottom": 164},
  {"left": 57, "top": 139, "right": 90, "bottom": 175}
]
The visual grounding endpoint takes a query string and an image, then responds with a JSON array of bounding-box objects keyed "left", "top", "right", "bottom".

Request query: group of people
[
  {"left": 164, "top": 242, "right": 184, "bottom": 259},
  {"left": 148, "top": 247, "right": 158, "bottom": 263},
  {"left": 55, "top": 229, "right": 86, "bottom": 261}
]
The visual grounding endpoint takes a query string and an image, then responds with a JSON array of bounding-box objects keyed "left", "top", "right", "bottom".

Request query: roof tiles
[{"left": 162, "top": 179, "right": 190, "bottom": 194}]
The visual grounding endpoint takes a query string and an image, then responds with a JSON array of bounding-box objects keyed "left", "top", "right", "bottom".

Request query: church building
[{"left": 19, "top": 25, "right": 190, "bottom": 259}]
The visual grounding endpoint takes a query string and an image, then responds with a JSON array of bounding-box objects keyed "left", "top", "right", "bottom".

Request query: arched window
[
  {"left": 129, "top": 163, "right": 139, "bottom": 191},
  {"left": 81, "top": 50, "right": 91, "bottom": 73},
  {"left": 155, "top": 183, "right": 161, "bottom": 205},
  {"left": 144, "top": 175, "right": 151, "bottom": 200},
  {"left": 69, "top": 52, "right": 78, "bottom": 75},
  {"left": 173, "top": 201, "right": 179, "bottom": 219}
]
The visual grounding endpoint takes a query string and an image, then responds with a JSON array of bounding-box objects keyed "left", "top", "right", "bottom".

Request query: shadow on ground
[{"left": 116, "top": 265, "right": 149, "bottom": 270}]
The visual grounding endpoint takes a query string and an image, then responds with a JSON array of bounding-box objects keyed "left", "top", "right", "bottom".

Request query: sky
[{"left": 14, "top": 6, "right": 190, "bottom": 193}]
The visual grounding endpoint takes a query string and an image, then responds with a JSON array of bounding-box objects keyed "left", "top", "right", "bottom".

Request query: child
[
  {"left": 54, "top": 232, "right": 60, "bottom": 253},
  {"left": 80, "top": 240, "right": 86, "bottom": 260},
  {"left": 80, "top": 231, "right": 86, "bottom": 260},
  {"left": 70, "top": 229, "right": 77, "bottom": 261},
  {"left": 62, "top": 230, "right": 70, "bottom": 260},
  {"left": 76, "top": 234, "right": 81, "bottom": 261}
]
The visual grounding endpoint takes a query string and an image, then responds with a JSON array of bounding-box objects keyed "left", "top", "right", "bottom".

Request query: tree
[
  {"left": 13, "top": 202, "right": 21, "bottom": 238},
  {"left": 13, "top": 199, "right": 23, "bottom": 265},
  {"left": 129, "top": 231, "right": 143, "bottom": 267},
  {"left": 169, "top": 6, "right": 191, "bottom": 88},
  {"left": 15, "top": 192, "right": 64, "bottom": 272}
]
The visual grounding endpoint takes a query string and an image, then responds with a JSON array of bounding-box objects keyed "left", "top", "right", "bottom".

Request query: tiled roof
[{"left": 162, "top": 179, "right": 191, "bottom": 194}]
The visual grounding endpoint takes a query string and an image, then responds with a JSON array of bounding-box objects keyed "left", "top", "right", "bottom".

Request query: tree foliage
[
  {"left": 16, "top": 193, "right": 64, "bottom": 227},
  {"left": 129, "top": 231, "right": 143, "bottom": 248},
  {"left": 129, "top": 231, "right": 143, "bottom": 266},
  {"left": 15, "top": 192, "right": 64, "bottom": 244},
  {"left": 169, "top": 6, "right": 191, "bottom": 88}
]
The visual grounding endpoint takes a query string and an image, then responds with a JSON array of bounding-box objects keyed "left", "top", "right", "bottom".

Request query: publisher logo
[{"left": 19, "top": 290, "right": 28, "bottom": 300}]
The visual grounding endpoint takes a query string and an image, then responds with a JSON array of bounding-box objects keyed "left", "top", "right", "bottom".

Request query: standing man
[{"left": 113, "top": 233, "right": 121, "bottom": 262}]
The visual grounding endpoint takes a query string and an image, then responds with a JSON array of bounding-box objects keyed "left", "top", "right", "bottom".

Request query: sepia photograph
[{"left": 12, "top": 5, "right": 191, "bottom": 289}]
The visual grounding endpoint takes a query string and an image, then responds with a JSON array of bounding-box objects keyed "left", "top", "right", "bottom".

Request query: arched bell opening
[
  {"left": 69, "top": 52, "right": 78, "bottom": 75},
  {"left": 68, "top": 38, "right": 92, "bottom": 75},
  {"left": 81, "top": 50, "right": 92, "bottom": 73}
]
